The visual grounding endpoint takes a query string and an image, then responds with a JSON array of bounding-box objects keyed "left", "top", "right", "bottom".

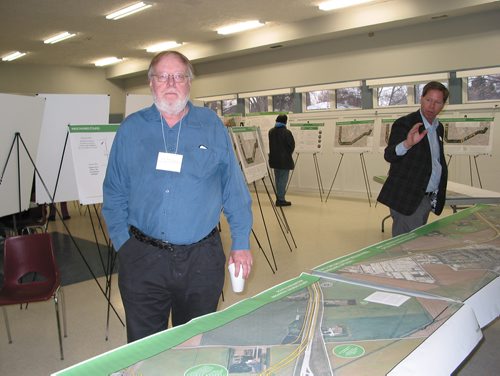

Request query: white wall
[
  {"left": 0, "top": 64, "right": 126, "bottom": 115},
  {"left": 188, "top": 11, "right": 500, "bottom": 97}
]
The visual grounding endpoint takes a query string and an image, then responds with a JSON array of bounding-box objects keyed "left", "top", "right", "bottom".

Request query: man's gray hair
[{"left": 147, "top": 51, "right": 194, "bottom": 81}]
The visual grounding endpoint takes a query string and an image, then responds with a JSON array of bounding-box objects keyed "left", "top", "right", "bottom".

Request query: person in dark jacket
[
  {"left": 377, "top": 81, "right": 449, "bottom": 237},
  {"left": 268, "top": 114, "right": 295, "bottom": 206}
]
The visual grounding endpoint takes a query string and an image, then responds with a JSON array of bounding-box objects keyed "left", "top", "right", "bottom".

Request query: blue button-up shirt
[
  {"left": 420, "top": 110, "right": 442, "bottom": 192},
  {"left": 102, "top": 102, "right": 252, "bottom": 251}
]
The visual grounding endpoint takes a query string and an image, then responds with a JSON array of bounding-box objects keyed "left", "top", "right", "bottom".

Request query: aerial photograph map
[
  {"left": 112, "top": 274, "right": 464, "bottom": 376},
  {"left": 315, "top": 204, "right": 500, "bottom": 305}
]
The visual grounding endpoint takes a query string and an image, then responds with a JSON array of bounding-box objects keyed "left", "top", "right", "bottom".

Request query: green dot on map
[
  {"left": 333, "top": 344, "right": 365, "bottom": 358},
  {"left": 184, "top": 364, "right": 228, "bottom": 376}
]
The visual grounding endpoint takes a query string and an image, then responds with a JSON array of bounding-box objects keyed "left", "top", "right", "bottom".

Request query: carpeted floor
[{"left": 0, "top": 232, "right": 118, "bottom": 288}]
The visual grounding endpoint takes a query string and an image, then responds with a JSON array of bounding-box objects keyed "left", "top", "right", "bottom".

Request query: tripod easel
[
  {"left": 325, "top": 152, "right": 372, "bottom": 205},
  {"left": 289, "top": 152, "right": 325, "bottom": 201},
  {"left": 43, "top": 130, "right": 124, "bottom": 336}
]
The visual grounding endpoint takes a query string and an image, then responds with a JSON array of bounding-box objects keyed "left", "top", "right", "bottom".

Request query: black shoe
[
  {"left": 276, "top": 200, "right": 292, "bottom": 207},
  {"left": 62, "top": 215, "right": 71, "bottom": 220},
  {"left": 48, "top": 216, "right": 55, "bottom": 221}
]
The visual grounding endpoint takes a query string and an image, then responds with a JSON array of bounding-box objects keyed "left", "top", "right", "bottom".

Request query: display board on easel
[
  {"left": 68, "top": 124, "right": 119, "bottom": 205},
  {"left": 327, "top": 118, "right": 375, "bottom": 204},
  {"left": 229, "top": 126, "right": 268, "bottom": 184},
  {"left": 333, "top": 119, "right": 375, "bottom": 153},
  {"left": 289, "top": 122, "right": 325, "bottom": 153},
  {"left": 0, "top": 93, "right": 46, "bottom": 217},
  {"left": 35, "top": 94, "right": 110, "bottom": 204},
  {"left": 441, "top": 116, "right": 494, "bottom": 155}
]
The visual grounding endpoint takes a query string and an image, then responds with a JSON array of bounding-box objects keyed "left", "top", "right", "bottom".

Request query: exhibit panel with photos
[{"left": 275, "top": 107, "right": 498, "bottom": 195}]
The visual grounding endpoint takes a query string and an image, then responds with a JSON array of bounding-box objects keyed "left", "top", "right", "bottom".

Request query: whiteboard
[
  {"left": 0, "top": 93, "right": 46, "bottom": 217},
  {"left": 125, "top": 93, "right": 153, "bottom": 117},
  {"left": 35, "top": 94, "right": 110, "bottom": 204}
]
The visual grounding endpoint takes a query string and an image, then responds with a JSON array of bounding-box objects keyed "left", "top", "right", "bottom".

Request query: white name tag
[{"left": 156, "top": 152, "right": 183, "bottom": 173}]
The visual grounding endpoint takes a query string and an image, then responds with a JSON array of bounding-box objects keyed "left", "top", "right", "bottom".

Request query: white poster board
[
  {"left": 229, "top": 126, "right": 268, "bottom": 184},
  {"left": 68, "top": 124, "right": 118, "bottom": 205},
  {"left": 125, "top": 93, "right": 153, "bottom": 117},
  {"left": 289, "top": 122, "right": 325, "bottom": 153},
  {"left": 0, "top": 94, "right": 46, "bottom": 217},
  {"left": 35, "top": 94, "right": 110, "bottom": 204},
  {"left": 441, "top": 116, "right": 494, "bottom": 155},
  {"left": 333, "top": 119, "right": 375, "bottom": 153}
]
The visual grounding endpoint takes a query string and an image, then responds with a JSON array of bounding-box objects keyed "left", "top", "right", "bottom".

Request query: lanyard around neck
[{"left": 160, "top": 112, "right": 184, "bottom": 154}]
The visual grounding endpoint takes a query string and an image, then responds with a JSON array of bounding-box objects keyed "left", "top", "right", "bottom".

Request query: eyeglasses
[{"left": 151, "top": 73, "right": 190, "bottom": 84}]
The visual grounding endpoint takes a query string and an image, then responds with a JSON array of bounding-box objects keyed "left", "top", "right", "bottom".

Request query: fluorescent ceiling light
[
  {"left": 319, "top": 0, "right": 373, "bottom": 11},
  {"left": 2, "top": 51, "right": 27, "bottom": 61},
  {"left": 216, "top": 20, "right": 265, "bottom": 35},
  {"left": 44, "top": 32, "right": 76, "bottom": 44},
  {"left": 94, "top": 57, "right": 123, "bottom": 66},
  {"left": 106, "top": 2, "right": 152, "bottom": 20},
  {"left": 146, "top": 41, "right": 183, "bottom": 53}
]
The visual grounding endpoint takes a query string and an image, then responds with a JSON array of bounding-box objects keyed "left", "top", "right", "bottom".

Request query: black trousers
[{"left": 118, "top": 231, "right": 226, "bottom": 342}]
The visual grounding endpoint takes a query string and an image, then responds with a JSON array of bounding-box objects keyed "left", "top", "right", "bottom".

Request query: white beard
[{"left": 154, "top": 93, "right": 190, "bottom": 116}]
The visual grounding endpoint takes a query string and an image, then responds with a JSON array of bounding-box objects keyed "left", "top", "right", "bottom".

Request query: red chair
[{"left": 0, "top": 233, "right": 67, "bottom": 359}]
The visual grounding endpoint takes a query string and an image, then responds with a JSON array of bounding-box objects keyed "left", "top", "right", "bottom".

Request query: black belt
[{"left": 129, "top": 225, "right": 217, "bottom": 251}]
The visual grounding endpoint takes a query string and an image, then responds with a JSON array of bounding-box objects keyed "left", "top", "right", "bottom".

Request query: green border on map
[{"left": 53, "top": 273, "right": 319, "bottom": 376}]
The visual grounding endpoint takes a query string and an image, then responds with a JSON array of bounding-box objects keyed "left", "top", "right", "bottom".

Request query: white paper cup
[{"left": 228, "top": 263, "right": 245, "bottom": 293}]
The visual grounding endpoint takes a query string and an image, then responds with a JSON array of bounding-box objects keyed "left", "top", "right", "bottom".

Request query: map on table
[{"left": 110, "top": 274, "right": 468, "bottom": 376}]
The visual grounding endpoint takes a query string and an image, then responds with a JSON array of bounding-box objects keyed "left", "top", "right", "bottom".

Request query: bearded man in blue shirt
[{"left": 103, "top": 51, "right": 253, "bottom": 342}]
